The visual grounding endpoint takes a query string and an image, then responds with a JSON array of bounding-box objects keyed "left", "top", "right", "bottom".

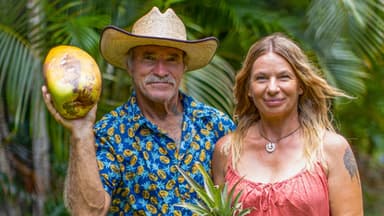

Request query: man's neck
[
  {"left": 138, "top": 95, "right": 183, "bottom": 121},
  {"left": 137, "top": 94, "right": 184, "bottom": 144}
]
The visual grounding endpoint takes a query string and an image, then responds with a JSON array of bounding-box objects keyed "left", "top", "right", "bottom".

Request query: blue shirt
[{"left": 94, "top": 91, "right": 235, "bottom": 215}]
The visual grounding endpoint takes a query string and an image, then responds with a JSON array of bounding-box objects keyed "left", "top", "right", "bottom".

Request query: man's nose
[{"left": 153, "top": 60, "right": 168, "bottom": 76}]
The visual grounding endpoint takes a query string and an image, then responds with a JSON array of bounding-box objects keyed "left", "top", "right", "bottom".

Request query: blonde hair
[{"left": 227, "top": 33, "right": 350, "bottom": 169}]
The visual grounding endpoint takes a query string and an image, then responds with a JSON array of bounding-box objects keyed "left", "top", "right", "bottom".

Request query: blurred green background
[{"left": 0, "top": 0, "right": 383, "bottom": 215}]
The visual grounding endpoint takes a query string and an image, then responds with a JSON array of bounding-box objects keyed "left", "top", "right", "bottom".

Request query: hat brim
[{"left": 100, "top": 25, "right": 218, "bottom": 71}]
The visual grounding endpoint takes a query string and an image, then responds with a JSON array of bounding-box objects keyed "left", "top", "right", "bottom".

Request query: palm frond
[
  {"left": 304, "top": 0, "right": 384, "bottom": 96},
  {"left": 317, "top": 39, "right": 368, "bottom": 95},
  {"left": 307, "top": 0, "right": 384, "bottom": 61},
  {"left": 42, "top": 1, "right": 110, "bottom": 58},
  {"left": 181, "top": 56, "right": 235, "bottom": 116},
  {"left": 306, "top": 0, "right": 345, "bottom": 49},
  {"left": 343, "top": 0, "right": 384, "bottom": 60},
  {"left": 0, "top": 28, "right": 40, "bottom": 130}
]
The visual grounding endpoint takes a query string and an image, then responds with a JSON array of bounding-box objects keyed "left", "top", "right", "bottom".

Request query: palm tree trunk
[
  {"left": 31, "top": 99, "right": 50, "bottom": 216},
  {"left": 27, "top": 0, "right": 50, "bottom": 215}
]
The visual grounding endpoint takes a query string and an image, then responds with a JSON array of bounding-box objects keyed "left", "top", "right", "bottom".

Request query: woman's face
[{"left": 248, "top": 52, "right": 303, "bottom": 119}]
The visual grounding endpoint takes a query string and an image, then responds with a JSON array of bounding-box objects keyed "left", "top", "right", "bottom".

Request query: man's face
[{"left": 129, "top": 45, "right": 186, "bottom": 104}]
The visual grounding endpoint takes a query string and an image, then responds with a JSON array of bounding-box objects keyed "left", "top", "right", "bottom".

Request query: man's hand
[{"left": 41, "top": 85, "right": 97, "bottom": 132}]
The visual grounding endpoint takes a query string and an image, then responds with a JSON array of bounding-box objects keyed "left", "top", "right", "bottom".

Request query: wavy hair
[{"left": 227, "top": 33, "right": 350, "bottom": 169}]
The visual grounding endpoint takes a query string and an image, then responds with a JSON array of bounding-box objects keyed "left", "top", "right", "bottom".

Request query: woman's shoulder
[
  {"left": 323, "top": 131, "right": 350, "bottom": 154},
  {"left": 215, "top": 133, "right": 233, "bottom": 152},
  {"left": 212, "top": 133, "right": 233, "bottom": 185},
  {"left": 322, "top": 130, "right": 353, "bottom": 171}
]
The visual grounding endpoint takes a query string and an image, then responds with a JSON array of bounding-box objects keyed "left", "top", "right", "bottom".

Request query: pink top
[{"left": 225, "top": 162, "right": 330, "bottom": 216}]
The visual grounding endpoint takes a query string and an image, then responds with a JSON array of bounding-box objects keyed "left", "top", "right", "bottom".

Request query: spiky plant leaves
[
  {"left": 176, "top": 164, "right": 215, "bottom": 211},
  {"left": 176, "top": 162, "right": 252, "bottom": 216}
]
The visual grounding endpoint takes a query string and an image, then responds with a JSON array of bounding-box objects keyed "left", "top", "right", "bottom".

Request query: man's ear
[
  {"left": 127, "top": 69, "right": 133, "bottom": 76},
  {"left": 126, "top": 61, "right": 133, "bottom": 76}
]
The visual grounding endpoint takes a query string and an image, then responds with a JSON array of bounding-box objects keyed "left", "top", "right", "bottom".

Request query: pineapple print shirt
[{"left": 94, "top": 91, "right": 235, "bottom": 216}]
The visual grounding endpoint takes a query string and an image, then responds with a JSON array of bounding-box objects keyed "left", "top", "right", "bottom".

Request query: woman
[{"left": 212, "top": 33, "right": 363, "bottom": 215}]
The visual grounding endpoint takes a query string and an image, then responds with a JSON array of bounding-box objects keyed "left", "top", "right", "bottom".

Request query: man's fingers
[
  {"left": 41, "top": 85, "right": 96, "bottom": 131},
  {"left": 41, "top": 85, "right": 65, "bottom": 123}
]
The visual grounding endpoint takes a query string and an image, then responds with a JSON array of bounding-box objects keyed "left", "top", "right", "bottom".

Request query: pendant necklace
[{"left": 259, "top": 124, "right": 301, "bottom": 153}]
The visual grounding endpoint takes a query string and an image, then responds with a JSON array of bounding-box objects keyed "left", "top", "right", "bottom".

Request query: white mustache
[{"left": 144, "top": 75, "right": 176, "bottom": 85}]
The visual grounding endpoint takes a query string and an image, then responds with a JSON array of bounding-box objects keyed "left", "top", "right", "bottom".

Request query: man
[{"left": 42, "top": 7, "right": 235, "bottom": 215}]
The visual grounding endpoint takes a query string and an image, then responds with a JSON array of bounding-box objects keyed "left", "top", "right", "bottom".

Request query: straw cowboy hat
[{"left": 100, "top": 7, "right": 218, "bottom": 72}]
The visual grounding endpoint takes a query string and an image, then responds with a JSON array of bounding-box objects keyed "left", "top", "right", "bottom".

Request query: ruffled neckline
[{"left": 226, "top": 162, "right": 325, "bottom": 189}]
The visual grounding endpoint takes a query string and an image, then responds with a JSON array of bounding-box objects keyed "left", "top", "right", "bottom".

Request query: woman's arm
[
  {"left": 324, "top": 132, "right": 363, "bottom": 216},
  {"left": 212, "top": 134, "right": 231, "bottom": 186}
]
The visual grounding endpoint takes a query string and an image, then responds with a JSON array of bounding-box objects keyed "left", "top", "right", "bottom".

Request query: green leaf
[{"left": 176, "top": 162, "right": 252, "bottom": 215}]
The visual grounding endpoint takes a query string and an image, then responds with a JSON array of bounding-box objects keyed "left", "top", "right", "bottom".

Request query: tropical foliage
[
  {"left": 0, "top": 0, "right": 383, "bottom": 215},
  {"left": 176, "top": 163, "right": 252, "bottom": 216}
]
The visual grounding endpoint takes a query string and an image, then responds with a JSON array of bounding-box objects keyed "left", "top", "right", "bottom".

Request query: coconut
[{"left": 43, "top": 45, "right": 102, "bottom": 119}]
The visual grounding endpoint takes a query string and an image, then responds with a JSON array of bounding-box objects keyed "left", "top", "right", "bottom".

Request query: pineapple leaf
[
  {"left": 176, "top": 162, "right": 253, "bottom": 216},
  {"left": 176, "top": 164, "right": 215, "bottom": 208},
  {"left": 239, "top": 209, "right": 253, "bottom": 216},
  {"left": 175, "top": 201, "right": 210, "bottom": 215},
  {"left": 220, "top": 183, "right": 231, "bottom": 212},
  {"left": 196, "top": 162, "right": 221, "bottom": 207}
]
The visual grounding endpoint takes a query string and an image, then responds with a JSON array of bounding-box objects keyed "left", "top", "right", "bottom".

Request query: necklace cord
[{"left": 259, "top": 125, "right": 301, "bottom": 143}]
